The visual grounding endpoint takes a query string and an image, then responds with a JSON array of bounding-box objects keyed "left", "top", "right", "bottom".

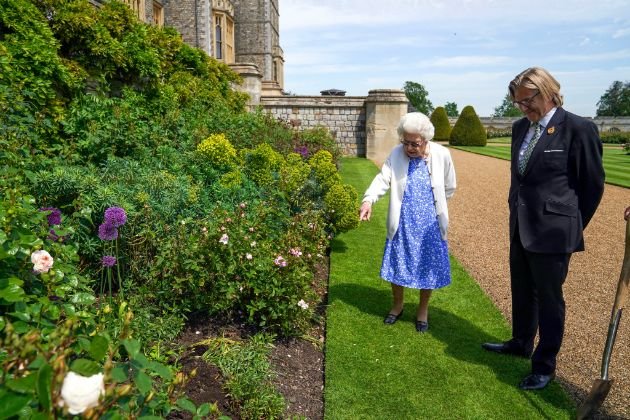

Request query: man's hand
[
  {"left": 359, "top": 202, "right": 372, "bottom": 221},
  {"left": 625, "top": 206, "right": 630, "bottom": 221}
]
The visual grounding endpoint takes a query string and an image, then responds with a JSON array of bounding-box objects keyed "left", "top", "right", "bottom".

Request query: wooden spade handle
[
  {"left": 601, "top": 218, "right": 630, "bottom": 379},
  {"left": 610, "top": 219, "right": 630, "bottom": 316}
]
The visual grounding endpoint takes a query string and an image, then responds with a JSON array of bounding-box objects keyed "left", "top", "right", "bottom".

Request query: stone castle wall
[
  {"left": 260, "top": 94, "right": 630, "bottom": 162},
  {"left": 261, "top": 95, "right": 368, "bottom": 157}
]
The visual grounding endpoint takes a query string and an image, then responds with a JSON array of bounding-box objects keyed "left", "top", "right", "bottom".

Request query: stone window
[
  {"left": 121, "top": 0, "right": 145, "bottom": 21},
  {"left": 212, "top": 11, "right": 234, "bottom": 63},
  {"left": 152, "top": 1, "right": 163, "bottom": 27}
]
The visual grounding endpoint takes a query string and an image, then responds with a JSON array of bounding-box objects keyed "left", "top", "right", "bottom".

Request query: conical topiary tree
[
  {"left": 430, "top": 106, "right": 451, "bottom": 141},
  {"left": 449, "top": 105, "right": 487, "bottom": 146}
]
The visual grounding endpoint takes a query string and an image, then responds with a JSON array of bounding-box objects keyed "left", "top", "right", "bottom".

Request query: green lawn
[
  {"left": 324, "top": 158, "right": 576, "bottom": 419},
  {"left": 452, "top": 144, "right": 629, "bottom": 188}
]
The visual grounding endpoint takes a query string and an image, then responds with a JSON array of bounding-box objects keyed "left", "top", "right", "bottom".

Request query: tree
[
  {"left": 450, "top": 105, "right": 486, "bottom": 146},
  {"left": 596, "top": 81, "right": 630, "bottom": 116},
  {"left": 430, "top": 107, "right": 451, "bottom": 141},
  {"left": 403, "top": 81, "right": 434, "bottom": 115},
  {"left": 444, "top": 102, "right": 459, "bottom": 117},
  {"left": 492, "top": 93, "right": 521, "bottom": 117}
]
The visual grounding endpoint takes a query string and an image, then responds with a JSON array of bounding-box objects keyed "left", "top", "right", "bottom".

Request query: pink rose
[{"left": 31, "top": 250, "right": 53, "bottom": 274}]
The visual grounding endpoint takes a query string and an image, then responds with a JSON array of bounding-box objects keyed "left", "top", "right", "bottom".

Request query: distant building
[{"left": 92, "top": 0, "right": 284, "bottom": 98}]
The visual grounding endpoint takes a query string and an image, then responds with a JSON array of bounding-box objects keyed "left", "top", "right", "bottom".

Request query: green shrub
[
  {"left": 450, "top": 105, "right": 487, "bottom": 146},
  {"left": 241, "top": 143, "right": 284, "bottom": 187},
  {"left": 430, "top": 107, "right": 451, "bottom": 141},
  {"left": 196, "top": 133, "right": 238, "bottom": 170},
  {"left": 486, "top": 126, "right": 512, "bottom": 139},
  {"left": 309, "top": 150, "right": 341, "bottom": 192},
  {"left": 324, "top": 183, "right": 360, "bottom": 233},
  {"left": 600, "top": 131, "right": 630, "bottom": 144}
]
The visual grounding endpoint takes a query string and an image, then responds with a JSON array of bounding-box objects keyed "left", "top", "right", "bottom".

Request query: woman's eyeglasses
[
  {"left": 401, "top": 140, "right": 426, "bottom": 149},
  {"left": 512, "top": 91, "right": 540, "bottom": 108}
]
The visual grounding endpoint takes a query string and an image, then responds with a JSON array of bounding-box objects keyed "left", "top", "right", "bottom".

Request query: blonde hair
[
  {"left": 509, "top": 67, "right": 564, "bottom": 107},
  {"left": 396, "top": 112, "right": 435, "bottom": 141}
]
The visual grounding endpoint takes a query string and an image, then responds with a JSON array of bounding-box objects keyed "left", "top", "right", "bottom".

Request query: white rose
[
  {"left": 59, "top": 372, "right": 104, "bottom": 414},
  {"left": 31, "top": 250, "right": 54, "bottom": 274}
]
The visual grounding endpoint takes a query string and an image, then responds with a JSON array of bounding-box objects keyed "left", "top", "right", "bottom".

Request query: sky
[{"left": 279, "top": 0, "right": 630, "bottom": 117}]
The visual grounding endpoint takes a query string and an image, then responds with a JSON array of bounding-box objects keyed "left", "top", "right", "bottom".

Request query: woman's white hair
[{"left": 396, "top": 112, "right": 434, "bottom": 141}]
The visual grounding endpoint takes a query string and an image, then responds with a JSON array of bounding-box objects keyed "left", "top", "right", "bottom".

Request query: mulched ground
[
  {"left": 171, "top": 260, "right": 328, "bottom": 420},
  {"left": 171, "top": 147, "right": 629, "bottom": 419}
]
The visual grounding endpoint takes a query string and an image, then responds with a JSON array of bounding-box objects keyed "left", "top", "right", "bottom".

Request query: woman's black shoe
[
  {"left": 415, "top": 320, "right": 429, "bottom": 333},
  {"left": 383, "top": 311, "right": 403, "bottom": 324}
]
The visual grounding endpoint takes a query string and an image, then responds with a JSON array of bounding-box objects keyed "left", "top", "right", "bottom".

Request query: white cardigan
[{"left": 362, "top": 142, "right": 456, "bottom": 240}]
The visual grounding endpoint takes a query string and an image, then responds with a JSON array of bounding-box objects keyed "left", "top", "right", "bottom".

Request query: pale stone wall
[
  {"left": 229, "top": 63, "right": 263, "bottom": 109},
  {"left": 260, "top": 96, "right": 367, "bottom": 157},
  {"left": 163, "top": 0, "right": 211, "bottom": 54},
  {"left": 232, "top": 0, "right": 283, "bottom": 93},
  {"left": 365, "top": 89, "right": 409, "bottom": 167},
  {"left": 260, "top": 90, "right": 409, "bottom": 164}
]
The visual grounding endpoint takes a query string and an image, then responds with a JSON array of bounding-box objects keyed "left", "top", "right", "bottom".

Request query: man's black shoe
[
  {"left": 481, "top": 342, "right": 531, "bottom": 358},
  {"left": 518, "top": 373, "right": 555, "bottom": 390}
]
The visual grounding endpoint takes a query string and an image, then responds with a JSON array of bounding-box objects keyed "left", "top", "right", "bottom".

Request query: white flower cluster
[{"left": 59, "top": 372, "right": 104, "bottom": 414}]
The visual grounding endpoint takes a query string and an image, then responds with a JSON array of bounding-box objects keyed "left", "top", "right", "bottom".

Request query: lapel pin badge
[{"left": 547, "top": 126, "right": 555, "bottom": 134}]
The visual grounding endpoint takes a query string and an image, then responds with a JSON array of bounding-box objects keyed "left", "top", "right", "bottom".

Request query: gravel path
[{"left": 447, "top": 148, "right": 630, "bottom": 418}]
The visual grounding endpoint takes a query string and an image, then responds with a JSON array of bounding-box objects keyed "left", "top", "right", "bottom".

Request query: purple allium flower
[
  {"left": 98, "top": 222, "right": 118, "bottom": 241},
  {"left": 40, "top": 207, "right": 62, "bottom": 226},
  {"left": 294, "top": 145, "right": 309, "bottom": 158},
  {"left": 104, "top": 207, "right": 127, "bottom": 227},
  {"left": 102, "top": 255, "right": 117, "bottom": 267}
]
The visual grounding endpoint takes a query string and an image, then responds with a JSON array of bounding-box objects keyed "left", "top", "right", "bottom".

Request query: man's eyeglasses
[
  {"left": 513, "top": 91, "right": 540, "bottom": 108},
  {"left": 401, "top": 140, "right": 426, "bottom": 149}
]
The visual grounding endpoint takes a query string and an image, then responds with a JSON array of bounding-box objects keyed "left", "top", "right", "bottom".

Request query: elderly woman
[{"left": 359, "top": 112, "right": 456, "bottom": 333}]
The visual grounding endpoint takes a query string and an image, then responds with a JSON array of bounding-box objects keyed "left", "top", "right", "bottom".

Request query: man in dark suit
[{"left": 482, "top": 67, "right": 605, "bottom": 390}]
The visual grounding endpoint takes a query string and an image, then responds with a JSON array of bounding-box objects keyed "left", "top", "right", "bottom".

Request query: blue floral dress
[{"left": 380, "top": 157, "right": 451, "bottom": 289}]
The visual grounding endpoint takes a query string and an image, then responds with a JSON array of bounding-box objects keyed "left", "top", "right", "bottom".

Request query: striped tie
[{"left": 518, "top": 123, "right": 542, "bottom": 175}]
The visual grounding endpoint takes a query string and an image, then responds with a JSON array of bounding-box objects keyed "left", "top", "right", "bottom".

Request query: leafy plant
[
  {"left": 430, "top": 107, "right": 451, "bottom": 141},
  {"left": 450, "top": 105, "right": 487, "bottom": 146},
  {"left": 199, "top": 334, "right": 285, "bottom": 420}
]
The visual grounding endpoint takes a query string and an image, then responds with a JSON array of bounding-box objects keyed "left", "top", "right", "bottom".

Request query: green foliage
[
  {"left": 196, "top": 133, "right": 238, "bottom": 171},
  {"left": 309, "top": 150, "right": 341, "bottom": 192},
  {"left": 201, "top": 334, "right": 285, "bottom": 420},
  {"left": 0, "top": 0, "right": 81, "bottom": 155},
  {"left": 450, "top": 105, "right": 487, "bottom": 146},
  {"left": 292, "top": 126, "right": 342, "bottom": 162},
  {"left": 492, "top": 93, "right": 522, "bottom": 117},
  {"left": 0, "top": 316, "right": 200, "bottom": 418},
  {"left": 403, "top": 81, "right": 434, "bottom": 115},
  {"left": 430, "top": 107, "right": 451, "bottom": 141},
  {"left": 596, "top": 80, "right": 630, "bottom": 116},
  {"left": 444, "top": 101, "right": 459, "bottom": 117},
  {"left": 600, "top": 131, "right": 630, "bottom": 144},
  {"left": 486, "top": 126, "right": 512, "bottom": 139},
  {"left": 324, "top": 184, "right": 360, "bottom": 233},
  {"left": 241, "top": 143, "right": 284, "bottom": 187},
  {"left": 0, "top": 187, "right": 95, "bottom": 335}
]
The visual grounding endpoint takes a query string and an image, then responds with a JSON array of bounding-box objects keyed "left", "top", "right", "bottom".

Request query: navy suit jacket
[{"left": 508, "top": 108, "right": 605, "bottom": 253}]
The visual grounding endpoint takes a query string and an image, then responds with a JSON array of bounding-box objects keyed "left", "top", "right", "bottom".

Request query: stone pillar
[
  {"left": 365, "top": 89, "right": 409, "bottom": 167},
  {"left": 229, "top": 63, "right": 263, "bottom": 108}
]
